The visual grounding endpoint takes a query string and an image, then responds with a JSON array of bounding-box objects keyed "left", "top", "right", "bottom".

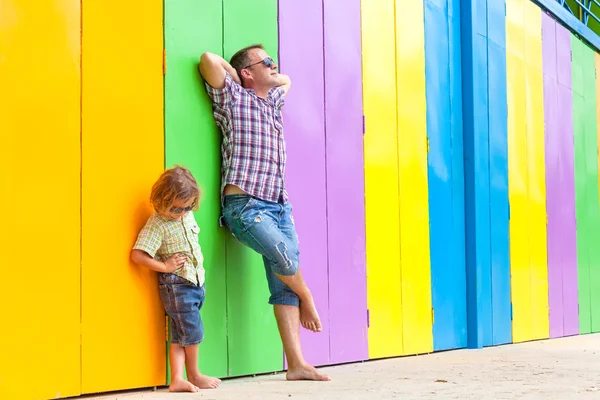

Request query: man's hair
[
  {"left": 150, "top": 166, "right": 200, "bottom": 214},
  {"left": 230, "top": 44, "right": 264, "bottom": 84}
]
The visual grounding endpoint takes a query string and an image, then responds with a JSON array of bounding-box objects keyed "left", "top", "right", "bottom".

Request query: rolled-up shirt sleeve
[
  {"left": 268, "top": 86, "right": 286, "bottom": 109},
  {"left": 132, "top": 218, "right": 163, "bottom": 259},
  {"left": 205, "top": 72, "right": 242, "bottom": 108}
]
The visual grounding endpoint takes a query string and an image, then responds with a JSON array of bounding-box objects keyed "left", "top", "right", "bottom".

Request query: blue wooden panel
[
  {"left": 461, "top": 0, "right": 493, "bottom": 349},
  {"left": 425, "top": 0, "right": 468, "bottom": 351},
  {"left": 474, "top": 32, "right": 494, "bottom": 347},
  {"left": 448, "top": 0, "right": 468, "bottom": 349},
  {"left": 461, "top": 0, "right": 513, "bottom": 349},
  {"left": 487, "top": 0, "right": 512, "bottom": 346}
]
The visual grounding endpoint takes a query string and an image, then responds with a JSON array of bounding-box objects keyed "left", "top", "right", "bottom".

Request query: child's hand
[{"left": 163, "top": 253, "right": 187, "bottom": 273}]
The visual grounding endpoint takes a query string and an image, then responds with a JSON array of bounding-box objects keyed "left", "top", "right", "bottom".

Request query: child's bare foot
[
  {"left": 300, "top": 298, "right": 322, "bottom": 332},
  {"left": 169, "top": 378, "right": 200, "bottom": 392},
  {"left": 287, "top": 363, "right": 331, "bottom": 381},
  {"left": 189, "top": 373, "right": 221, "bottom": 389}
]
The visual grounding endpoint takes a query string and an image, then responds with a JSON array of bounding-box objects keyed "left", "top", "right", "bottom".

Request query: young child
[{"left": 131, "top": 166, "right": 221, "bottom": 392}]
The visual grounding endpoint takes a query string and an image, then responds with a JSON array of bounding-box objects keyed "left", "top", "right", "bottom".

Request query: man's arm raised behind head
[
  {"left": 199, "top": 52, "right": 241, "bottom": 88},
  {"left": 275, "top": 73, "right": 291, "bottom": 95}
]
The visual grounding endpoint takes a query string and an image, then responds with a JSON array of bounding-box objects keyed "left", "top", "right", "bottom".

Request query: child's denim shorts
[{"left": 158, "top": 273, "right": 205, "bottom": 347}]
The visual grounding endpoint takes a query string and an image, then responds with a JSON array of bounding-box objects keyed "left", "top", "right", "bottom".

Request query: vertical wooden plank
[
  {"left": 447, "top": 0, "right": 469, "bottom": 348},
  {"left": 164, "top": 0, "right": 228, "bottom": 377},
  {"left": 81, "top": 0, "right": 165, "bottom": 392},
  {"left": 461, "top": 0, "right": 494, "bottom": 348},
  {"left": 524, "top": 2, "right": 549, "bottom": 341},
  {"left": 582, "top": 44, "right": 600, "bottom": 334},
  {"left": 324, "top": 0, "right": 369, "bottom": 364},
  {"left": 597, "top": 52, "right": 600, "bottom": 245},
  {"left": 462, "top": 0, "right": 511, "bottom": 348},
  {"left": 595, "top": 52, "right": 600, "bottom": 333},
  {"left": 542, "top": 14, "right": 564, "bottom": 339},
  {"left": 572, "top": 37, "right": 592, "bottom": 334},
  {"left": 279, "top": 0, "right": 330, "bottom": 366},
  {"left": 396, "top": 0, "right": 433, "bottom": 355},
  {"left": 0, "top": 1, "right": 81, "bottom": 398},
  {"left": 507, "top": 0, "right": 533, "bottom": 344},
  {"left": 597, "top": 53, "right": 600, "bottom": 220},
  {"left": 361, "top": 0, "right": 404, "bottom": 359},
  {"left": 487, "top": 0, "right": 512, "bottom": 346},
  {"left": 222, "top": 0, "right": 283, "bottom": 376},
  {"left": 555, "top": 24, "right": 579, "bottom": 337},
  {"left": 425, "top": 0, "right": 467, "bottom": 351}
]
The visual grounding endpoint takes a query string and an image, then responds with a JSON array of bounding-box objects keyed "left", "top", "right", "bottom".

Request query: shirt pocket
[
  {"left": 189, "top": 225, "right": 200, "bottom": 244},
  {"left": 163, "top": 236, "right": 189, "bottom": 254}
]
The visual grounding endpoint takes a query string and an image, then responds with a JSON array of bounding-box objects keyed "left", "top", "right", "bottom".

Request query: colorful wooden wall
[{"left": 2, "top": 0, "right": 600, "bottom": 398}]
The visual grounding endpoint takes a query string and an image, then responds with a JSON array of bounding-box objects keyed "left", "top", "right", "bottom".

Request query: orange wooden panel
[
  {"left": 81, "top": 0, "right": 165, "bottom": 393},
  {"left": 0, "top": 0, "right": 81, "bottom": 398}
]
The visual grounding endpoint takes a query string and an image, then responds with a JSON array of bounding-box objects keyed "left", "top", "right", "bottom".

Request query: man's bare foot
[
  {"left": 189, "top": 373, "right": 222, "bottom": 389},
  {"left": 169, "top": 378, "right": 200, "bottom": 392},
  {"left": 287, "top": 363, "right": 331, "bottom": 381},
  {"left": 300, "top": 298, "right": 322, "bottom": 332}
]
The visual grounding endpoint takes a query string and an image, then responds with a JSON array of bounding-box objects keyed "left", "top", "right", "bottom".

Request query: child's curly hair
[{"left": 150, "top": 166, "right": 200, "bottom": 213}]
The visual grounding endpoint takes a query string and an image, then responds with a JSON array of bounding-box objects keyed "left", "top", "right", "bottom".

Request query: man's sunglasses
[
  {"left": 243, "top": 57, "right": 275, "bottom": 70},
  {"left": 169, "top": 204, "right": 195, "bottom": 214}
]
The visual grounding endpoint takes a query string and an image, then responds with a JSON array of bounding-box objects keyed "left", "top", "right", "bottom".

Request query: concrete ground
[{"left": 90, "top": 334, "right": 600, "bottom": 400}]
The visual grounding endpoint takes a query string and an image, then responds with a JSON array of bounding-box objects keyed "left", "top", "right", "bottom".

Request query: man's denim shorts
[
  {"left": 222, "top": 194, "right": 300, "bottom": 307},
  {"left": 158, "top": 273, "right": 205, "bottom": 347}
]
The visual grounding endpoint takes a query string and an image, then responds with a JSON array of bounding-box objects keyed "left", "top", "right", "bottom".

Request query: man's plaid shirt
[
  {"left": 206, "top": 73, "right": 288, "bottom": 204},
  {"left": 133, "top": 212, "right": 205, "bottom": 286}
]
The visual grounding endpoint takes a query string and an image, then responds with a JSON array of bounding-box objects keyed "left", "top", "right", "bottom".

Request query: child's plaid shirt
[{"left": 133, "top": 211, "right": 205, "bottom": 286}]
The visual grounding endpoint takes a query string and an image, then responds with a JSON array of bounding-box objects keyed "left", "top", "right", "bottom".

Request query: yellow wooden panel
[
  {"left": 507, "top": 0, "right": 533, "bottom": 343},
  {"left": 81, "top": 0, "right": 165, "bottom": 393},
  {"left": 506, "top": 0, "right": 524, "bottom": 59},
  {"left": 524, "top": 2, "right": 543, "bottom": 72},
  {"left": 0, "top": 1, "right": 81, "bottom": 398},
  {"left": 396, "top": 0, "right": 433, "bottom": 355},
  {"left": 362, "top": 0, "right": 404, "bottom": 358},
  {"left": 524, "top": 4, "right": 549, "bottom": 341}
]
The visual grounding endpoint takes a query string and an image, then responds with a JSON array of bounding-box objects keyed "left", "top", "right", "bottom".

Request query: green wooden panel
[
  {"left": 164, "top": 0, "right": 228, "bottom": 378},
  {"left": 222, "top": 0, "right": 283, "bottom": 377},
  {"left": 582, "top": 44, "right": 600, "bottom": 334},
  {"left": 572, "top": 37, "right": 592, "bottom": 335}
]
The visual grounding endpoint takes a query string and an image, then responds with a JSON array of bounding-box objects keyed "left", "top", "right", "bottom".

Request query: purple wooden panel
[
  {"left": 323, "top": 0, "right": 368, "bottom": 363},
  {"left": 556, "top": 22, "right": 579, "bottom": 336},
  {"left": 279, "top": 0, "right": 330, "bottom": 366},
  {"left": 542, "top": 15, "right": 564, "bottom": 338}
]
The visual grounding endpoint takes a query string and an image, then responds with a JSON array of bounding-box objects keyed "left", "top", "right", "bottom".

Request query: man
[{"left": 199, "top": 45, "right": 330, "bottom": 381}]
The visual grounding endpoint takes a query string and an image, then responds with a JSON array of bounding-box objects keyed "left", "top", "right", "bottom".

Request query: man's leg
[
  {"left": 274, "top": 202, "right": 321, "bottom": 332},
  {"left": 223, "top": 196, "right": 329, "bottom": 380},
  {"left": 223, "top": 196, "right": 322, "bottom": 331},
  {"left": 274, "top": 269, "right": 321, "bottom": 332},
  {"left": 274, "top": 304, "right": 331, "bottom": 381},
  {"left": 261, "top": 255, "right": 330, "bottom": 380}
]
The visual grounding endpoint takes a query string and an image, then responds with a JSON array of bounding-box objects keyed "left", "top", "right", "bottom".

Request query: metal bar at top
[
  {"left": 571, "top": 0, "right": 600, "bottom": 24},
  {"left": 559, "top": 0, "right": 575, "bottom": 15},
  {"left": 533, "top": 0, "right": 600, "bottom": 51}
]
